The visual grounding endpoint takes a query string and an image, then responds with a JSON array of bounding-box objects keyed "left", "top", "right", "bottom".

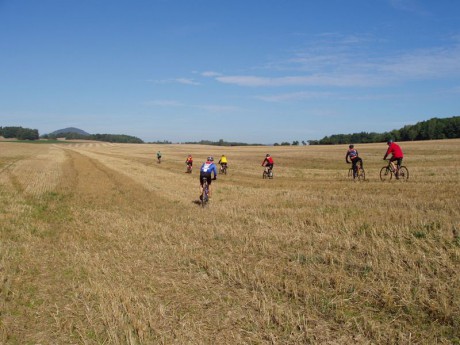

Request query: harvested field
[{"left": 1, "top": 140, "right": 459, "bottom": 344}]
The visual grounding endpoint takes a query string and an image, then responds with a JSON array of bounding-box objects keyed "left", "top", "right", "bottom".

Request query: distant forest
[
  {"left": 0, "top": 126, "right": 143, "bottom": 143},
  {"left": 184, "top": 139, "right": 264, "bottom": 146},
  {"left": 2, "top": 116, "right": 459, "bottom": 145},
  {"left": 41, "top": 131, "right": 144, "bottom": 144},
  {"left": 310, "top": 116, "right": 460, "bottom": 145},
  {"left": 0, "top": 126, "right": 39, "bottom": 140}
]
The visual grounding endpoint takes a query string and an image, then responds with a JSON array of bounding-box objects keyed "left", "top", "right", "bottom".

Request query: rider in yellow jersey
[{"left": 218, "top": 155, "right": 228, "bottom": 172}]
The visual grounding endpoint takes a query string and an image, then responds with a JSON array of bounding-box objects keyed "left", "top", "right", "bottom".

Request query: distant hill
[
  {"left": 42, "top": 128, "right": 144, "bottom": 144},
  {"left": 49, "top": 127, "right": 90, "bottom": 136}
]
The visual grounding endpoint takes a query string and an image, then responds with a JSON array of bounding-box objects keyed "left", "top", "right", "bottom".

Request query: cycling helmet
[
  {"left": 207, "top": 156, "right": 214, "bottom": 161},
  {"left": 349, "top": 144, "right": 354, "bottom": 149},
  {"left": 387, "top": 139, "right": 393, "bottom": 145},
  {"left": 266, "top": 154, "right": 270, "bottom": 157}
]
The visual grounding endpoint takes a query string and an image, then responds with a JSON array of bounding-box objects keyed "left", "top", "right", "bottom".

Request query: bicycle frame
[
  {"left": 263, "top": 166, "right": 273, "bottom": 179},
  {"left": 386, "top": 160, "right": 397, "bottom": 172}
]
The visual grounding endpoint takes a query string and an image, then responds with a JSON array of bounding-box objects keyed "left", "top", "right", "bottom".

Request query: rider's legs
[
  {"left": 390, "top": 157, "right": 402, "bottom": 177},
  {"left": 351, "top": 159, "right": 358, "bottom": 178}
]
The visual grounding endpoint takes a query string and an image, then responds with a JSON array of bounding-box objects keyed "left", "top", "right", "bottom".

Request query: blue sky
[{"left": 1, "top": 0, "right": 459, "bottom": 144}]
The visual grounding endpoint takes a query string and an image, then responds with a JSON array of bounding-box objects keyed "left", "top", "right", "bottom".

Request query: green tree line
[
  {"left": 0, "top": 126, "right": 39, "bottom": 140},
  {"left": 184, "top": 139, "right": 263, "bottom": 146},
  {"left": 312, "top": 116, "right": 460, "bottom": 145},
  {"left": 42, "top": 132, "right": 144, "bottom": 143}
]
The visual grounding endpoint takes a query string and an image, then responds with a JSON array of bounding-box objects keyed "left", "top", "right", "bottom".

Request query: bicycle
[
  {"left": 200, "top": 177, "right": 210, "bottom": 207},
  {"left": 220, "top": 164, "right": 227, "bottom": 175},
  {"left": 262, "top": 166, "right": 274, "bottom": 179},
  {"left": 380, "top": 160, "right": 409, "bottom": 182},
  {"left": 200, "top": 176, "right": 216, "bottom": 207},
  {"left": 186, "top": 163, "right": 192, "bottom": 173},
  {"left": 348, "top": 161, "right": 365, "bottom": 181}
]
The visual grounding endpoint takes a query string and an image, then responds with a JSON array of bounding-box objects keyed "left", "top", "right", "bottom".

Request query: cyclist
[
  {"left": 218, "top": 154, "right": 228, "bottom": 172},
  {"left": 261, "top": 154, "right": 274, "bottom": 173},
  {"left": 185, "top": 154, "right": 193, "bottom": 172},
  {"left": 345, "top": 144, "right": 363, "bottom": 179},
  {"left": 156, "top": 151, "right": 162, "bottom": 163},
  {"left": 199, "top": 156, "right": 218, "bottom": 198},
  {"left": 383, "top": 140, "right": 404, "bottom": 178}
]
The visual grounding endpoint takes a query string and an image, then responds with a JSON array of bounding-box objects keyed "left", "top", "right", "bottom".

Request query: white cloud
[
  {"left": 175, "top": 78, "right": 200, "bottom": 85},
  {"left": 201, "top": 71, "right": 222, "bottom": 77},
  {"left": 215, "top": 74, "right": 383, "bottom": 88},
  {"left": 389, "top": 0, "right": 430, "bottom": 16},
  {"left": 255, "top": 91, "right": 333, "bottom": 102},
  {"left": 206, "top": 39, "right": 460, "bottom": 88},
  {"left": 144, "top": 100, "right": 183, "bottom": 107},
  {"left": 378, "top": 46, "right": 460, "bottom": 79},
  {"left": 147, "top": 78, "right": 199, "bottom": 85}
]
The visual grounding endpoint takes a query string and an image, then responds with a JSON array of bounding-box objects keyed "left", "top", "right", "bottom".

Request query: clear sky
[{"left": 1, "top": 0, "right": 459, "bottom": 144}]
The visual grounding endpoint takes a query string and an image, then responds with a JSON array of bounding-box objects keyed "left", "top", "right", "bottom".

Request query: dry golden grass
[{"left": 1, "top": 140, "right": 459, "bottom": 344}]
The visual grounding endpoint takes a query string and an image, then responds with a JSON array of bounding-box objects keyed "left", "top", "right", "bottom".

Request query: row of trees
[
  {"left": 312, "top": 116, "right": 460, "bottom": 145},
  {"left": 42, "top": 132, "right": 144, "bottom": 143},
  {"left": 0, "top": 126, "right": 39, "bottom": 140},
  {"left": 1, "top": 126, "right": 143, "bottom": 143},
  {"left": 185, "top": 139, "right": 263, "bottom": 146}
]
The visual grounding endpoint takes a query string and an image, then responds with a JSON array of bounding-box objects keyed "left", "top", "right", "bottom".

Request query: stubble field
[{"left": 0, "top": 139, "right": 459, "bottom": 344}]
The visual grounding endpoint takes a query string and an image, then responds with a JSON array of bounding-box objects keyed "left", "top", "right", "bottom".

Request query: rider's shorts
[{"left": 200, "top": 173, "right": 212, "bottom": 185}]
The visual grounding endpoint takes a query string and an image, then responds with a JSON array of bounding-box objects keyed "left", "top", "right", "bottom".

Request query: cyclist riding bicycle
[
  {"left": 156, "top": 151, "right": 162, "bottom": 163},
  {"left": 185, "top": 154, "right": 193, "bottom": 170},
  {"left": 218, "top": 154, "right": 228, "bottom": 171},
  {"left": 199, "top": 156, "right": 218, "bottom": 198},
  {"left": 383, "top": 140, "right": 404, "bottom": 178},
  {"left": 345, "top": 144, "right": 363, "bottom": 178},
  {"left": 262, "top": 154, "right": 274, "bottom": 172}
]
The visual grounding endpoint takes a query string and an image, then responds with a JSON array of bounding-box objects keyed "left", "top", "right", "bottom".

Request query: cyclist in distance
[
  {"left": 345, "top": 144, "right": 363, "bottom": 178},
  {"left": 383, "top": 140, "right": 404, "bottom": 178},
  {"left": 262, "top": 154, "right": 274, "bottom": 171},
  {"left": 218, "top": 154, "right": 228, "bottom": 171},
  {"left": 185, "top": 154, "right": 193, "bottom": 171},
  {"left": 199, "top": 156, "right": 218, "bottom": 198},
  {"left": 156, "top": 151, "right": 162, "bottom": 163}
]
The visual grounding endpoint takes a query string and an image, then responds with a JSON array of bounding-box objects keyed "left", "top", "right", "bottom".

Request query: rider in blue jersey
[
  {"left": 345, "top": 144, "right": 363, "bottom": 178},
  {"left": 200, "top": 156, "right": 218, "bottom": 198}
]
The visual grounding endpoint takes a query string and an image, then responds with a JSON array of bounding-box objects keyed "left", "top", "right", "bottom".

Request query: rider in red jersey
[{"left": 383, "top": 140, "right": 404, "bottom": 178}]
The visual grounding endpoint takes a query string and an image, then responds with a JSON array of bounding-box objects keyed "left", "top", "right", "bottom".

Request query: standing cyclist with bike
[
  {"left": 200, "top": 156, "right": 218, "bottom": 198},
  {"left": 345, "top": 144, "right": 363, "bottom": 179},
  {"left": 383, "top": 140, "right": 404, "bottom": 178},
  {"left": 262, "top": 154, "right": 274, "bottom": 173},
  {"left": 185, "top": 154, "right": 193, "bottom": 172}
]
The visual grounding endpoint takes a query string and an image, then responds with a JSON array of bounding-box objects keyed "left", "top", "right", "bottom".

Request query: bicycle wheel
[
  {"left": 201, "top": 189, "right": 207, "bottom": 207},
  {"left": 398, "top": 166, "right": 409, "bottom": 181},
  {"left": 269, "top": 170, "right": 274, "bottom": 179},
  {"left": 263, "top": 171, "right": 267, "bottom": 179},
  {"left": 348, "top": 168, "right": 354, "bottom": 179},
  {"left": 380, "top": 167, "right": 392, "bottom": 181},
  {"left": 201, "top": 180, "right": 208, "bottom": 207},
  {"left": 357, "top": 168, "right": 366, "bottom": 181}
]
